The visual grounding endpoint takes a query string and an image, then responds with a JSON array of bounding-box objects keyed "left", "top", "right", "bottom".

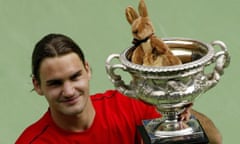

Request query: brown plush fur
[{"left": 125, "top": 0, "right": 182, "bottom": 66}]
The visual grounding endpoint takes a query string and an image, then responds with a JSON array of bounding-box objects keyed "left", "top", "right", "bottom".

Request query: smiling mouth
[{"left": 61, "top": 96, "right": 80, "bottom": 105}]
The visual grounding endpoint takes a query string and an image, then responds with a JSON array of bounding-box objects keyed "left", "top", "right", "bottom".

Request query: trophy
[{"left": 105, "top": 38, "right": 230, "bottom": 144}]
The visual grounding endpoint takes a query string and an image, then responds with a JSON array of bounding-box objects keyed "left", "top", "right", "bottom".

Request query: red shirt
[{"left": 16, "top": 90, "right": 161, "bottom": 144}]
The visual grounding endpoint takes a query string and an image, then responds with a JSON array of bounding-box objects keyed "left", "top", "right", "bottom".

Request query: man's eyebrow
[
  {"left": 46, "top": 70, "right": 83, "bottom": 84},
  {"left": 45, "top": 70, "right": 83, "bottom": 85},
  {"left": 70, "top": 70, "right": 82, "bottom": 79}
]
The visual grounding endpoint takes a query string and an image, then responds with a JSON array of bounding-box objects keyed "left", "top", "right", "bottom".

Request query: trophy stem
[
  {"left": 154, "top": 120, "right": 194, "bottom": 138},
  {"left": 153, "top": 108, "right": 194, "bottom": 138}
]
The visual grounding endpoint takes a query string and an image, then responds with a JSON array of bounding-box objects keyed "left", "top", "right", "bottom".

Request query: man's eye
[
  {"left": 71, "top": 71, "right": 82, "bottom": 81},
  {"left": 47, "top": 81, "right": 62, "bottom": 87},
  {"left": 71, "top": 74, "right": 80, "bottom": 81}
]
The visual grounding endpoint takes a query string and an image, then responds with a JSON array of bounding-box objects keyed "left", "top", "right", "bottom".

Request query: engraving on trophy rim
[{"left": 132, "top": 72, "right": 208, "bottom": 106}]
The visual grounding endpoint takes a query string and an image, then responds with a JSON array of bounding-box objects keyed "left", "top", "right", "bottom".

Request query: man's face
[{"left": 33, "top": 53, "right": 91, "bottom": 116}]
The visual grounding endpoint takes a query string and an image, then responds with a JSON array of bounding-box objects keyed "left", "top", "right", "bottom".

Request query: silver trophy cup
[{"left": 105, "top": 38, "right": 230, "bottom": 144}]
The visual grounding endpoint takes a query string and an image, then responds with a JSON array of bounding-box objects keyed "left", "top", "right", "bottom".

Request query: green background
[{"left": 0, "top": 0, "right": 238, "bottom": 143}]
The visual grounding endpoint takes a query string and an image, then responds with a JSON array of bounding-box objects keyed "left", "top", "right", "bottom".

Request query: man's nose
[{"left": 62, "top": 82, "right": 75, "bottom": 97}]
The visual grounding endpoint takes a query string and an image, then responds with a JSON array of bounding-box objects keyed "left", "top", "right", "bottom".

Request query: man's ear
[
  {"left": 84, "top": 62, "right": 92, "bottom": 80},
  {"left": 32, "top": 77, "right": 44, "bottom": 95}
]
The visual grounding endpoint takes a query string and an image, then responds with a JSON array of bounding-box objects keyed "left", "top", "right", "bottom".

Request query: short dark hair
[{"left": 32, "top": 33, "right": 86, "bottom": 83}]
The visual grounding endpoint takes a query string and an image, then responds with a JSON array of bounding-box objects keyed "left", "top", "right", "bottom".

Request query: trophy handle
[
  {"left": 105, "top": 54, "right": 136, "bottom": 97},
  {"left": 205, "top": 40, "right": 230, "bottom": 89}
]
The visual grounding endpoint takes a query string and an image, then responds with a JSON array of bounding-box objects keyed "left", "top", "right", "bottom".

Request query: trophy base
[{"left": 138, "top": 118, "right": 209, "bottom": 144}]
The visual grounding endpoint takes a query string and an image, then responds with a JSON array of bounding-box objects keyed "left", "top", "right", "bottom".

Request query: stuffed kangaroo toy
[{"left": 125, "top": 0, "right": 182, "bottom": 66}]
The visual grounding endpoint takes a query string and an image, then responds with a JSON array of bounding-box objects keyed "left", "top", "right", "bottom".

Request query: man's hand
[{"left": 179, "top": 103, "right": 193, "bottom": 121}]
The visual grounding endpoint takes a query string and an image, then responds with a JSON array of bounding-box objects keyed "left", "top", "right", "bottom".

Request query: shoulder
[
  {"left": 15, "top": 111, "right": 52, "bottom": 144},
  {"left": 90, "top": 89, "right": 140, "bottom": 105},
  {"left": 91, "top": 90, "right": 161, "bottom": 120},
  {"left": 91, "top": 90, "right": 128, "bottom": 101}
]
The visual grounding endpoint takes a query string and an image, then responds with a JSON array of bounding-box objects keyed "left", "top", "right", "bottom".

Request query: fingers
[
  {"left": 179, "top": 103, "right": 193, "bottom": 121},
  {"left": 180, "top": 109, "right": 191, "bottom": 121}
]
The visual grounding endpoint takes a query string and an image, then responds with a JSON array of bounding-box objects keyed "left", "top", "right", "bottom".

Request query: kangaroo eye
[{"left": 133, "top": 30, "right": 138, "bottom": 34}]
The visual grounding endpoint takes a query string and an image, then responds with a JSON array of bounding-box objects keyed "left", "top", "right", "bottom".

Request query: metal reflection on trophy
[{"left": 105, "top": 38, "right": 230, "bottom": 144}]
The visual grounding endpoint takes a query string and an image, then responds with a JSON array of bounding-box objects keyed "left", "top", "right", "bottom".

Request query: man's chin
[{"left": 61, "top": 106, "right": 84, "bottom": 116}]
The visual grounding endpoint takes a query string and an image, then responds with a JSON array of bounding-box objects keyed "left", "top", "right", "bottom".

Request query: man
[{"left": 16, "top": 33, "right": 221, "bottom": 144}]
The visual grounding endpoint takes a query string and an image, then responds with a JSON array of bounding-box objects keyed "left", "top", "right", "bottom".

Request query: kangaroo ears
[
  {"left": 125, "top": 0, "right": 148, "bottom": 24},
  {"left": 138, "top": 0, "right": 148, "bottom": 17},
  {"left": 125, "top": 6, "right": 139, "bottom": 24}
]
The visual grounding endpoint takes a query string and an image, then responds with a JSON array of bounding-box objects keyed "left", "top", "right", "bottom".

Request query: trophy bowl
[{"left": 105, "top": 37, "right": 230, "bottom": 144}]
